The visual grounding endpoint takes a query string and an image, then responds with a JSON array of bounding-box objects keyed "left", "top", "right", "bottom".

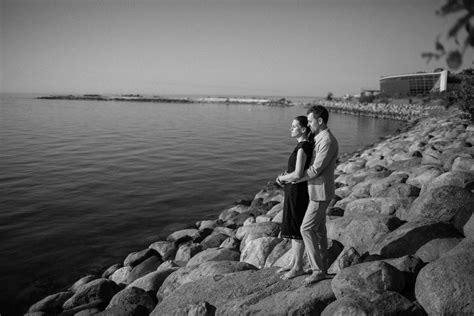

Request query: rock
[
  {"left": 102, "top": 263, "right": 122, "bottom": 279},
  {"left": 420, "top": 171, "right": 474, "bottom": 195},
  {"left": 219, "top": 236, "right": 240, "bottom": 250},
  {"left": 127, "top": 267, "right": 178, "bottom": 293},
  {"left": 28, "top": 292, "right": 73, "bottom": 313},
  {"left": 369, "top": 173, "right": 408, "bottom": 196},
  {"left": 243, "top": 216, "right": 256, "bottom": 226},
  {"left": 328, "top": 247, "right": 362, "bottom": 275},
  {"left": 213, "top": 226, "right": 236, "bottom": 237},
  {"left": 341, "top": 159, "right": 367, "bottom": 173},
  {"left": 126, "top": 255, "right": 163, "bottom": 284},
  {"left": 219, "top": 279, "right": 335, "bottom": 315},
  {"left": 464, "top": 214, "right": 474, "bottom": 238},
  {"left": 264, "top": 239, "right": 292, "bottom": 268},
  {"left": 415, "top": 238, "right": 474, "bottom": 315},
  {"left": 124, "top": 248, "right": 160, "bottom": 268},
  {"left": 414, "top": 237, "right": 462, "bottom": 262},
  {"left": 266, "top": 202, "right": 283, "bottom": 218},
  {"left": 326, "top": 214, "right": 404, "bottom": 253},
  {"left": 405, "top": 185, "right": 474, "bottom": 233},
  {"left": 200, "top": 232, "right": 229, "bottom": 249},
  {"left": 256, "top": 215, "right": 272, "bottom": 223},
  {"left": 152, "top": 268, "right": 334, "bottom": 316},
  {"left": 421, "top": 146, "right": 443, "bottom": 165},
  {"left": 406, "top": 166, "right": 444, "bottom": 188},
  {"left": 148, "top": 241, "right": 177, "bottom": 261},
  {"left": 156, "top": 261, "right": 258, "bottom": 301},
  {"left": 253, "top": 182, "right": 285, "bottom": 203},
  {"left": 224, "top": 211, "right": 254, "bottom": 227},
  {"left": 240, "top": 237, "right": 282, "bottom": 268},
  {"left": 331, "top": 261, "right": 405, "bottom": 299},
  {"left": 271, "top": 209, "right": 284, "bottom": 223},
  {"left": 186, "top": 247, "right": 241, "bottom": 267},
  {"left": 196, "top": 220, "right": 217, "bottom": 231},
  {"left": 368, "top": 220, "right": 462, "bottom": 258},
  {"left": 345, "top": 197, "right": 414, "bottom": 216},
  {"left": 235, "top": 222, "right": 280, "bottom": 251},
  {"left": 109, "top": 266, "right": 132, "bottom": 285},
  {"left": 105, "top": 287, "right": 155, "bottom": 313},
  {"left": 335, "top": 186, "right": 352, "bottom": 199},
  {"left": 321, "top": 291, "right": 423, "bottom": 316},
  {"left": 175, "top": 242, "right": 204, "bottom": 262},
  {"left": 452, "top": 156, "right": 474, "bottom": 172},
  {"left": 70, "top": 275, "right": 97, "bottom": 293},
  {"left": 383, "top": 255, "right": 424, "bottom": 291},
  {"left": 166, "top": 229, "right": 199, "bottom": 243},
  {"left": 218, "top": 204, "right": 250, "bottom": 222},
  {"left": 96, "top": 305, "right": 149, "bottom": 316},
  {"left": 387, "top": 157, "right": 422, "bottom": 171},
  {"left": 168, "top": 301, "right": 216, "bottom": 316},
  {"left": 63, "top": 278, "right": 120, "bottom": 311}
]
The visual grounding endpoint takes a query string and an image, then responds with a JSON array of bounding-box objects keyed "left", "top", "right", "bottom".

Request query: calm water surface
[{"left": 0, "top": 94, "right": 404, "bottom": 314}]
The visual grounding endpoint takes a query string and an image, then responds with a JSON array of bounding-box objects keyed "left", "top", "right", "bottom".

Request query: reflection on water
[{"left": 0, "top": 94, "right": 404, "bottom": 314}]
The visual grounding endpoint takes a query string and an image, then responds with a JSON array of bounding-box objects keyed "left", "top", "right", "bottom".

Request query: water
[{"left": 0, "top": 94, "right": 404, "bottom": 314}]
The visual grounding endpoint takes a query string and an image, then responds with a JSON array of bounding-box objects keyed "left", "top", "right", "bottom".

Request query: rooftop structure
[{"left": 380, "top": 70, "right": 448, "bottom": 96}]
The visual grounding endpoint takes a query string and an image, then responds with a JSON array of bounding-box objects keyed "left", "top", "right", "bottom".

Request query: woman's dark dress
[{"left": 281, "top": 141, "right": 313, "bottom": 240}]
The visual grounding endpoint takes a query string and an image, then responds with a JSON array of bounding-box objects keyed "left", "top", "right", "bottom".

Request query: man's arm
[{"left": 294, "top": 138, "right": 334, "bottom": 183}]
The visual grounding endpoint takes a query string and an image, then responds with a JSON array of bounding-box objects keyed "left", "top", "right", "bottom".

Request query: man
[{"left": 296, "top": 105, "right": 339, "bottom": 285}]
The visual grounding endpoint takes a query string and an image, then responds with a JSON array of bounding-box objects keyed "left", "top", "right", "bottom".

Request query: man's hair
[{"left": 307, "top": 105, "right": 329, "bottom": 124}]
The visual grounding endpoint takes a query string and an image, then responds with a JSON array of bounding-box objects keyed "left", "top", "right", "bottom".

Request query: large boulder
[
  {"left": 109, "top": 266, "right": 132, "bottom": 286},
  {"left": 326, "top": 214, "right": 404, "bottom": 253},
  {"left": 186, "top": 247, "right": 240, "bottom": 267},
  {"left": 382, "top": 255, "right": 424, "bottom": 291},
  {"left": 127, "top": 267, "right": 178, "bottom": 294},
  {"left": 218, "top": 279, "right": 335, "bottom": 315},
  {"left": 152, "top": 268, "right": 334, "bottom": 316},
  {"left": 200, "top": 232, "right": 230, "bottom": 249},
  {"left": 166, "top": 228, "right": 198, "bottom": 243},
  {"left": 126, "top": 255, "right": 163, "bottom": 284},
  {"left": 368, "top": 220, "right": 462, "bottom": 259},
  {"left": 235, "top": 222, "right": 280, "bottom": 251},
  {"left": 405, "top": 185, "right": 474, "bottom": 233},
  {"left": 156, "top": 261, "right": 257, "bottom": 301},
  {"left": 174, "top": 242, "right": 203, "bottom": 262},
  {"left": 414, "top": 237, "right": 462, "bottom": 263},
  {"left": 253, "top": 182, "right": 285, "bottom": 203},
  {"left": 264, "top": 239, "right": 292, "bottom": 268},
  {"left": 321, "top": 291, "right": 423, "bottom": 316},
  {"left": 327, "top": 247, "right": 362, "bottom": 275},
  {"left": 345, "top": 197, "right": 414, "bottom": 216},
  {"left": 28, "top": 292, "right": 73, "bottom": 313},
  {"left": 240, "top": 237, "right": 283, "bottom": 268},
  {"left": 415, "top": 238, "right": 474, "bottom": 315},
  {"left": 124, "top": 248, "right": 160, "bottom": 267},
  {"left": 331, "top": 261, "right": 405, "bottom": 299},
  {"left": 405, "top": 166, "right": 444, "bottom": 189},
  {"left": 148, "top": 241, "right": 177, "bottom": 261},
  {"left": 105, "top": 287, "right": 155, "bottom": 314},
  {"left": 62, "top": 279, "right": 120, "bottom": 311}
]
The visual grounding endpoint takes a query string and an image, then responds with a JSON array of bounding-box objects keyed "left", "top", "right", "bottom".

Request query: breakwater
[{"left": 25, "top": 106, "right": 473, "bottom": 315}]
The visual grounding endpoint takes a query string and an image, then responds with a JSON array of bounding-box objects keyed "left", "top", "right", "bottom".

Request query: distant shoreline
[{"left": 37, "top": 94, "right": 294, "bottom": 106}]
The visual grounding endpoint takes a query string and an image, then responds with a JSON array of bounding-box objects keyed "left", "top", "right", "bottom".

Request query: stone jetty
[{"left": 26, "top": 105, "right": 474, "bottom": 315}]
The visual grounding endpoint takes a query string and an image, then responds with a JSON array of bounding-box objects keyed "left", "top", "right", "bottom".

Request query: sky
[{"left": 1, "top": 0, "right": 473, "bottom": 97}]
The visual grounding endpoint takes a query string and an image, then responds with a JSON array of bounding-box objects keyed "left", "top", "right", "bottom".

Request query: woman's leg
[{"left": 281, "top": 239, "right": 306, "bottom": 279}]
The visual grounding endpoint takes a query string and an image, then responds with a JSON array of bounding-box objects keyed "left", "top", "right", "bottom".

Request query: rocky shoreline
[{"left": 26, "top": 105, "right": 473, "bottom": 315}]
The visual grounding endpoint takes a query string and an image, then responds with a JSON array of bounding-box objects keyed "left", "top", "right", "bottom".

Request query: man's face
[{"left": 307, "top": 112, "right": 321, "bottom": 134}]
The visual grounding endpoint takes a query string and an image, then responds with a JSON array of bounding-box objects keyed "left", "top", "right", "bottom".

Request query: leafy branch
[{"left": 422, "top": 0, "right": 474, "bottom": 69}]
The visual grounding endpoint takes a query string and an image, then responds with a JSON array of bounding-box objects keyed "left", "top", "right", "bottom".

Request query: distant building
[{"left": 379, "top": 69, "right": 448, "bottom": 97}]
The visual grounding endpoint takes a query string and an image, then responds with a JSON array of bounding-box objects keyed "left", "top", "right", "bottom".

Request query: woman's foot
[
  {"left": 303, "top": 271, "right": 327, "bottom": 285},
  {"left": 281, "top": 268, "right": 306, "bottom": 280},
  {"left": 277, "top": 265, "right": 292, "bottom": 273}
]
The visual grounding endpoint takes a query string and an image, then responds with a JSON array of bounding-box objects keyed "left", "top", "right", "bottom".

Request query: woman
[{"left": 276, "top": 115, "right": 313, "bottom": 280}]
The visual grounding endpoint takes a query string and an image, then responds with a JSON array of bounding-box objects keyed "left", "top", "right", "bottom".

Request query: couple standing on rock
[{"left": 276, "top": 105, "right": 339, "bottom": 285}]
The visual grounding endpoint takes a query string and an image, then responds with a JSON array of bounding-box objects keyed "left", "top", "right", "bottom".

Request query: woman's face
[{"left": 289, "top": 119, "right": 305, "bottom": 138}]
